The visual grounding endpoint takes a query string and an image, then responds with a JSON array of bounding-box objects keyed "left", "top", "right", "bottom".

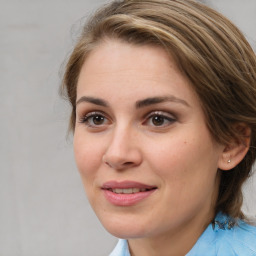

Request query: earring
[{"left": 227, "top": 159, "right": 231, "bottom": 163}]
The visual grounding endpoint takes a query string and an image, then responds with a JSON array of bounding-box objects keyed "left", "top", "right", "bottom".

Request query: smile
[
  {"left": 110, "top": 188, "right": 151, "bottom": 194},
  {"left": 102, "top": 180, "right": 157, "bottom": 206}
]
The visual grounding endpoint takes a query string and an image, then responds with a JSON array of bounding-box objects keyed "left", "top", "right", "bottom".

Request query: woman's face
[{"left": 74, "top": 39, "right": 225, "bottom": 239}]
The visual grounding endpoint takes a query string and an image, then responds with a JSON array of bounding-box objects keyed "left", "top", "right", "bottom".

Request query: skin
[{"left": 74, "top": 39, "right": 233, "bottom": 256}]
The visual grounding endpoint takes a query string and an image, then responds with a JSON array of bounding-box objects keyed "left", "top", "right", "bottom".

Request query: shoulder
[
  {"left": 216, "top": 218, "right": 256, "bottom": 255},
  {"left": 109, "top": 214, "right": 256, "bottom": 256},
  {"left": 187, "top": 212, "right": 256, "bottom": 256}
]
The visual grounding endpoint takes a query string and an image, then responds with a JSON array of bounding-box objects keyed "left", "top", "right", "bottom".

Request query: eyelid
[
  {"left": 143, "top": 110, "right": 177, "bottom": 127},
  {"left": 144, "top": 110, "right": 176, "bottom": 120},
  {"left": 78, "top": 110, "right": 111, "bottom": 126},
  {"left": 78, "top": 111, "right": 102, "bottom": 121}
]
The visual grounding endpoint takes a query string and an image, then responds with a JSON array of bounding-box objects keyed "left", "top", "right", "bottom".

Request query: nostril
[
  {"left": 104, "top": 160, "right": 135, "bottom": 169},
  {"left": 124, "top": 162, "right": 133, "bottom": 166},
  {"left": 105, "top": 162, "right": 112, "bottom": 168}
]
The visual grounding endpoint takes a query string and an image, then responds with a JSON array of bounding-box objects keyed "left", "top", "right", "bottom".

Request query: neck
[{"left": 128, "top": 208, "right": 215, "bottom": 256}]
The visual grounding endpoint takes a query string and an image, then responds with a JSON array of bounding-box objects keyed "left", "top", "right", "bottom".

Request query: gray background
[{"left": 1, "top": 0, "right": 255, "bottom": 255}]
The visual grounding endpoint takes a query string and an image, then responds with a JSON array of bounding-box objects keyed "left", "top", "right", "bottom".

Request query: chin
[
  {"left": 105, "top": 226, "right": 148, "bottom": 239},
  {"left": 98, "top": 212, "right": 151, "bottom": 239}
]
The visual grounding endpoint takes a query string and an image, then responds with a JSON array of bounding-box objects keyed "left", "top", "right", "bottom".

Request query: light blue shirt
[{"left": 109, "top": 212, "right": 256, "bottom": 256}]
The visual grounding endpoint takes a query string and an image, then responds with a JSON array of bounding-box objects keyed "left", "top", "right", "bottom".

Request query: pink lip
[
  {"left": 102, "top": 180, "right": 156, "bottom": 189},
  {"left": 102, "top": 180, "right": 157, "bottom": 206}
]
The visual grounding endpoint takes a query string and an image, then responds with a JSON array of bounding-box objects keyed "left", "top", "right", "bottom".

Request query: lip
[
  {"left": 102, "top": 180, "right": 156, "bottom": 189},
  {"left": 102, "top": 180, "right": 157, "bottom": 206}
]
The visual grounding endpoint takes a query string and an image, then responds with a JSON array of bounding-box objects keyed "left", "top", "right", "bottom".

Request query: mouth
[
  {"left": 106, "top": 188, "right": 155, "bottom": 194},
  {"left": 101, "top": 180, "right": 157, "bottom": 206}
]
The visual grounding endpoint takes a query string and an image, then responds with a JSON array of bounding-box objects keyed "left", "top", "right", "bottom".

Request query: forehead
[{"left": 76, "top": 39, "right": 198, "bottom": 106}]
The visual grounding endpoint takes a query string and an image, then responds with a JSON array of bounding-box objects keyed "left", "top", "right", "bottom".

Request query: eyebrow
[
  {"left": 76, "top": 95, "right": 190, "bottom": 108},
  {"left": 76, "top": 96, "right": 109, "bottom": 107},
  {"left": 135, "top": 96, "right": 190, "bottom": 108}
]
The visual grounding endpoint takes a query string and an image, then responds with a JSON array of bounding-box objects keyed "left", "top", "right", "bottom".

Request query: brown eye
[
  {"left": 152, "top": 115, "right": 165, "bottom": 126},
  {"left": 92, "top": 115, "right": 105, "bottom": 125},
  {"left": 79, "top": 111, "right": 110, "bottom": 128},
  {"left": 143, "top": 111, "right": 176, "bottom": 128}
]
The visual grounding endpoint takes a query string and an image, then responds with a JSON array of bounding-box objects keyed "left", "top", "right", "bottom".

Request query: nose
[{"left": 102, "top": 127, "right": 142, "bottom": 170}]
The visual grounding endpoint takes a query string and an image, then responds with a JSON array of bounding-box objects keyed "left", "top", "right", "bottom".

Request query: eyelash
[
  {"left": 78, "top": 111, "right": 109, "bottom": 128},
  {"left": 78, "top": 110, "right": 176, "bottom": 129},
  {"left": 143, "top": 111, "right": 176, "bottom": 127}
]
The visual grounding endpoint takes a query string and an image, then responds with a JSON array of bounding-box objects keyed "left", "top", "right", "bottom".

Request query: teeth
[
  {"left": 114, "top": 188, "right": 123, "bottom": 194},
  {"left": 112, "top": 188, "right": 148, "bottom": 194},
  {"left": 132, "top": 188, "right": 140, "bottom": 193}
]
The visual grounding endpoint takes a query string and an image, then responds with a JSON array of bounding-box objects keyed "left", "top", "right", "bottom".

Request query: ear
[{"left": 218, "top": 124, "right": 251, "bottom": 171}]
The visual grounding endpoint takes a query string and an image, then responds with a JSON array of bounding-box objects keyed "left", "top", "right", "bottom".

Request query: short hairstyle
[{"left": 61, "top": 0, "right": 256, "bottom": 219}]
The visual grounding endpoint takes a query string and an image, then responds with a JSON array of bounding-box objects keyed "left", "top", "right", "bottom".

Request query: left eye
[{"left": 144, "top": 112, "right": 176, "bottom": 127}]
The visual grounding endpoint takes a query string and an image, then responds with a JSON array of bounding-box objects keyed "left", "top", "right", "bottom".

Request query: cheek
[
  {"left": 147, "top": 136, "right": 190, "bottom": 175},
  {"left": 73, "top": 133, "right": 103, "bottom": 180},
  {"left": 147, "top": 135, "right": 220, "bottom": 220},
  {"left": 147, "top": 130, "right": 219, "bottom": 188}
]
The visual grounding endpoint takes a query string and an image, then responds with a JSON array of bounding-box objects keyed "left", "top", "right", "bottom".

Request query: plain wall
[{"left": 1, "top": 0, "right": 255, "bottom": 255}]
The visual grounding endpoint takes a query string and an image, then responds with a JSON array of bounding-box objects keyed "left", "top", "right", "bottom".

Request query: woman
[{"left": 61, "top": 0, "right": 256, "bottom": 255}]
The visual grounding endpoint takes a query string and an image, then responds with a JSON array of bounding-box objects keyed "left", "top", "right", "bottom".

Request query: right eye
[{"left": 79, "top": 111, "right": 110, "bottom": 128}]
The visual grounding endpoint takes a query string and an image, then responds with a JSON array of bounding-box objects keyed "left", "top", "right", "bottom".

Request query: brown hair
[{"left": 61, "top": 0, "right": 256, "bottom": 219}]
